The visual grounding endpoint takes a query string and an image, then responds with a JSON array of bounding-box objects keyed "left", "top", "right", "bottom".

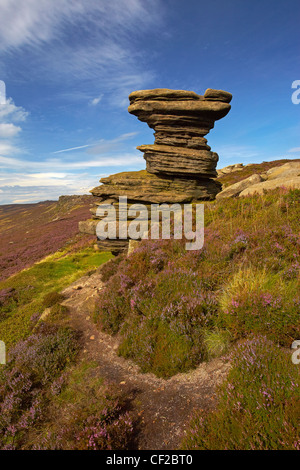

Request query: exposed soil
[{"left": 61, "top": 270, "right": 230, "bottom": 450}]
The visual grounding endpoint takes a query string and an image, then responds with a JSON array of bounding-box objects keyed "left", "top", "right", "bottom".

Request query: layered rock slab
[
  {"left": 138, "top": 145, "right": 218, "bottom": 177},
  {"left": 80, "top": 88, "right": 231, "bottom": 254},
  {"left": 91, "top": 170, "right": 221, "bottom": 203},
  {"left": 128, "top": 88, "right": 231, "bottom": 177}
]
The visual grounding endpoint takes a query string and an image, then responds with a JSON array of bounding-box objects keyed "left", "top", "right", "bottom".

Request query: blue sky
[{"left": 0, "top": 0, "right": 299, "bottom": 204}]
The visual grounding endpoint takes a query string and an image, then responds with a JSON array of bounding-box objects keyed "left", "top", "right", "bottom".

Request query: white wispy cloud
[
  {"left": 288, "top": 147, "right": 300, "bottom": 153},
  {"left": 0, "top": 123, "right": 22, "bottom": 138},
  {"left": 0, "top": 1, "right": 163, "bottom": 204},
  {"left": 0, "top": 98, "right": 28, "bottom": 161},
  {"left": 53, "top": 144, "right": 93, "bottom": 154},
  {"left": 0, "top": 153, "right": 142, "bottom": 172},
  {"left": 0, "top": 180, "right": 101, "bottom": 204},
  {"left": 89, "top": 94, "right": 103, "bottom": 106},
  {"left": 216, "top": 145, "right": 260, "bottom": 161},
  {"left": 0, "top": 171, "right": 106, "bottom": 204},
  {"left": 0, "top": 0, "right": 161, "bottom": 51},
  {"left": 52, "top": 132, "right": 138, "bottom": 155},
  {"left": 0, "top": 1, "right": 162, "bottom": 104},
  {"left": 0, "top": 141, "right": 23, "bottom": 156},
  {"left": 0, "top": 98, "right": 29, "bottom": 122}
]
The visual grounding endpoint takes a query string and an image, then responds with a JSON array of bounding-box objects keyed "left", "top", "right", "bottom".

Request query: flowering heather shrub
[
  {"left": 33, "top": 406, "right": 134, "bottom": 451},
  {"left": 0, "top": 325, "right": 79, "bottom": 449},
  {"left": 220, "top": 291, "right": 300, "bottom": 345},
  {"left": 74, "top": 409, "right": 133, "bottom": 450},
  {"left": 0, "top": 288, "right": 18, "bottom": 321},
  {"left": 182, "top": 336, "right": 300, "bottom": 450},
  {"left": 219, "top": 268, "right": 300, "bottom": 345},
  {"left": 31, "top": 362, "right": 135, "bottom": 450},
  {"left": 100, "top": 254, "right": 126, "bottom": 282},
  {"left": 283, "top": 188, "right": 300, "bottom": 207},
  {"left": 0, "top": 288, "right": 16, "bottom": 307},
  {"left": 226, "top": 230, "right": 249, "bottom": 259},
  {"left": 95, "top": 188, "right": 299, "bottom": 377},
  {"left": 97, "top": 248, "right": 219, "bottom": 377}
]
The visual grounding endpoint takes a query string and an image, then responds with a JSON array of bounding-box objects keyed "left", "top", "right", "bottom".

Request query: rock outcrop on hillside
[
  {"left": 216, "top": 161, "right": 300, "bottom": 199},
  {"left": 128, "top": 88, "right": 231, "bottom": 178},
  {"left": 216, "top": 163, "right": 244, "bottom": 177},
  {"left": 79, "top": 88, "right": 232, "bottom": 254},
  {"left": 216, "top": 174, "right": 263, "bottom": 200},
  {"left": 91, "top": 170, "right": 222, "bottom": 204}
]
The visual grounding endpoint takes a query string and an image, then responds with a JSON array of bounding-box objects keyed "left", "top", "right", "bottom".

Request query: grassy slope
[
  {"left": 0, "top": 195, "right": 94, "bottom": 281},
  {"left": 0, "top": 198, "right": 126, "bottom": 450},
  {"left": 0, "top": 161, "right": 299, "bottom": 449},
  {"left": 0, "top": 194, "right": 113, "bottom": 347},
  {"left": 0, "top": 247, "right": 112, "bottom": 347},
  {"left": 94, "top": 159, "right": 300, "bottom": 448},
  {"left": 0, "top": 252, "right": 133, "bottom": 450}
]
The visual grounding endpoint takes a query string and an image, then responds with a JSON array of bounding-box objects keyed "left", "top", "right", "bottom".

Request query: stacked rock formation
[{"left": 79, "top": 88, "right": 232, "bottom": 254}]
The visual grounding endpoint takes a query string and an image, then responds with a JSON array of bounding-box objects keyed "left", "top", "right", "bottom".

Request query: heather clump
[
  {"left": 100, "top": 254, "right": 126, "bottom": 282},
  {"left": 219, "top": 268, "right": 300, "bottom": 344},
  {"left": 95, "top": 187, "right": 299, "bottom": 378},
  {"left": 119, "top": 283, "right": 217, "bottom": 377},
  {"left": 182, "top": 336, "right": 300, "bottom": 450},
  {"left": 97, "top": 253, "right": 219, "bottom": 377},
  {"left": 72, "top": 408, "right": 133, "bottom": 450},
  {"left": 32, "top": 361, "right": 135, "bottom": 450},
  {"left": 0, "top": 325, "right": 79, "bottom": 449},
  {"left": 0, "top": 288, "right": 18, "bottom": 321}
]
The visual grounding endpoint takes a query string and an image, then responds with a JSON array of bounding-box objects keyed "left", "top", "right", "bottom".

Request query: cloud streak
[
  {"left": 0, "top": 0, "right": 162, "bottom": 99},
  {"left": 0, "top": 123, "right": 22, "bottom": 138},
  {"left": 0, "top": 153, "right": 142, "bottom": 172},
  {"left": 0, "top": 1, "right": 163, "bottom": 203},
  {"left": 0, "top": 0, "right": 162, "bottom": 52}
]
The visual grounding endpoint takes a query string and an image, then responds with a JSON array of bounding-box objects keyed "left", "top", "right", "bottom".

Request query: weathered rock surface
[
  {"left": 239, "top": 176, "right": 300, "bottom": 197},
  {"left": 79, "top": 219, "right": 98, "bottom": 235},
  {"left": 217, "top": 163, "right": 244, "bottom": 176},
  {"left": 127, "top": 239, "right": 140, "bottom": 256},
  {"left": 137, "top": 145, "right": 218, "bottom": 177},
  {"left": 216, "top": 174, "right": 263, "bottom": 199},
  {"left": 80, "top": 88, "right": 231, "bottom": 254},
  {"left": 203, "top": 89, "right": 233, "bottom": 103},
  {"left": 91, "top": 170, "right": 221, "bottom": 203},
  {"left": 215, "top": 161, "right": 300, "bottom": 199},
  {"left": 96, "top": 239, "right": 129, "bottom": 255},
  {"left": 128, "top": 88, "right": 231, "bottom": 177},
  {"left": 262, "top": 161, "right": 300, "bottom": 180}
]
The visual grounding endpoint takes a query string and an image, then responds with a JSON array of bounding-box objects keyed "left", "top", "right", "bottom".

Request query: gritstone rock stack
[{"left": 79, "top": 88, "right": 232, "bottom": 254}]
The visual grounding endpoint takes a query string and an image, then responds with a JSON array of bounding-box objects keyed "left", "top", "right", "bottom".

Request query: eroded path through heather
[{"left": 61, "top": 270, "right": 229, "bottom": 450}]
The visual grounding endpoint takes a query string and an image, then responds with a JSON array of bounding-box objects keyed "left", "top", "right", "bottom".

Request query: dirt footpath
[{"left": 61, "top": 270, "right": 229, "bottom": 450}]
